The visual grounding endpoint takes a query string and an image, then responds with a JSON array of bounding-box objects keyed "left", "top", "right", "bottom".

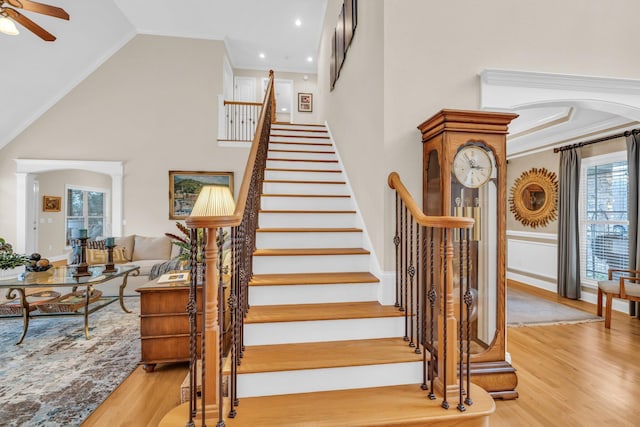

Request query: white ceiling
[{"left": 0, "top": 0, "right": 327, "bottom": 149}]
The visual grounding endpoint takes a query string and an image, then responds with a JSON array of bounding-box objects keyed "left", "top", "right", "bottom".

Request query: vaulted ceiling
[{"left": 0, "top": 0, "right": 327, "bottom": 150}]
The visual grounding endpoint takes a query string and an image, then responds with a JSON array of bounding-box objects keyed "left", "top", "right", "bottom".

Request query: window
[
  {"left": 65, "top": 186, "right": 109, "bottom": 246},
  {"left": 579, "top": 152, "right": 628, "bottom": 284}
]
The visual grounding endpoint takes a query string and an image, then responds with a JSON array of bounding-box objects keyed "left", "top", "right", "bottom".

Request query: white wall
[
  {"left": 316, "top": 0, "right": 640, "bottom": 272},
  {"left": 233, "top": 69, "right": 321, "bottom": 124},
  {"left": 0, "top": 35, "right": 249, "bottom": 257}
]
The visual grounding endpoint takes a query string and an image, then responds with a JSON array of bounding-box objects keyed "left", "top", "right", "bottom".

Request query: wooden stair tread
[
  {"left": 268, "top": 149, "right": 335, "bottom": 154},
  {"left": 222, "top": 384, "right": 494, "bottom": 426},
  {"left": 250, "top": 272, "right": 378, "bottom": 286},
  {"left": 259, "top": 210, "right": 356, "bottom": 214},
  {"left": 256, "top": 227, "right": 362, "bottom": 233},
  {"left": 268, "top": 141, "right": 332, "bottom": 146},
  {"left": 253, "top": 248, "right": 370, "bottom": 256},
  {"left": 265, "top": 167, "right": 341, "bottom": 173},
  {"left": 270, "top": 134, "right": 329, "bottom": 139},
  {"left": 267, "top": 158, "right": 338, "bottom": 163},
  {"left": 245, "top": 301, "right": 403, "bottom": 323},
  {"left": 271, "top": 128, "right": 328, "bottom": 133},
  {"left": 261, "top": 193, "right": 350, "bottom": 198},
  {"left": 272, "top": 122, "right": 325, "bottom": 127},
  {"left": 238, "top": 338, "right": 421, "bottom": 374},
  {"left": 263, "top": 180, "right": 345, "bottom": 184}
]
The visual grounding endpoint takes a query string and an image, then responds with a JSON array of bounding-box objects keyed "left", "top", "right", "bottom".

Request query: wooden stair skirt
[{"left": 162, "top": 383, "right": 494, "bottom": 427}]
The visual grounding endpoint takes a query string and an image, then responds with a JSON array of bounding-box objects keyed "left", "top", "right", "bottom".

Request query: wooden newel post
[
  {"left": 436, "top": 228, "right": 459, "bottom": 396},
  {"left": 269, "top": 69, "right": 276, "bottom": 123},
  {"left": 203, "top": 226, "right": 221, "bottom": 408}
]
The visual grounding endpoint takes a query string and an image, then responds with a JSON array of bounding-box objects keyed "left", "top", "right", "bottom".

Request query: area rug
[
  {"left": 507, "top": 287, "right": 603, "bottom": 327},
  {"left": 0, "top": 297, "right": 140, "bottom": 426}
]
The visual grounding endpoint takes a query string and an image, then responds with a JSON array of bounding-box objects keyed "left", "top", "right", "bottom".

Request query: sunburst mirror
[{"left": 509, "top": 167, "right": 558, "bottom": 228}]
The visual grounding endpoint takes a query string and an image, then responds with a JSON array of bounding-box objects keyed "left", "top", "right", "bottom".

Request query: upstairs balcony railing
[
  {"left": 388, "top": 171, "right": 476, "bottom": 411},
  {"left": 218, "top": 88, "right": 276, "bottom": 143}
]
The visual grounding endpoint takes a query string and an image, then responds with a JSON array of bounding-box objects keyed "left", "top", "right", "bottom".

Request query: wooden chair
[{"left": 597, "top": 268, "right": 640, "bottom": 328}]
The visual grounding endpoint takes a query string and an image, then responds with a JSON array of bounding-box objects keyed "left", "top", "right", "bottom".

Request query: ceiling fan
[{"left": 0, "top": 0, "right": 69, "bottom": 41}]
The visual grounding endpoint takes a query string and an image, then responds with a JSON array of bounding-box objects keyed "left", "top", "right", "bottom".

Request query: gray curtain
[
  {"left": 626, "top": 132, "right": 640, "bottom": 316},
  {"left": 557, "top": 148, "right": 581, "bottom": 299}
]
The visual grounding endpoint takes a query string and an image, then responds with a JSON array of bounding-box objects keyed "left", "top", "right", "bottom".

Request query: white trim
[
  {"left": 14, "top": 159, "right": 124, "bottom": 254},
  {"left": 507, "top": 271, "right": 557, "bottom": 293},
  {"left": 506, "top": 230, "right": 557, "bottom": 241},
  {"left": 481, "top": 69, "right": 640, "bottom": 94},
  {"left": 217, "top": 140, "right": 252, "bottom": 148},
  {"left": 0, "top": 29, "right": 136, "bottom": 151}
]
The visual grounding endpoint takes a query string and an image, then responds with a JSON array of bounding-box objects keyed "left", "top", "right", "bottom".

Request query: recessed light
[
  {"left": 259, "top": 53, "right": 265, "bottom": 59},
  {"left": 307, "top": 56, "right": 313, "bottom": 62},
  {"left": 295, "top": 19, "right": 302, "bottom": 27},
  {"left": 281, "top": 107, "right": 288, "bottom": 112}
]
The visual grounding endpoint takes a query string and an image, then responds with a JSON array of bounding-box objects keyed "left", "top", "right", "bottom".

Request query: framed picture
[
  {"left": 336, "top": 3, "right": 345, "bottom": 74},
  {"left": 344, "top": 0, "right": 356, "bottom": 49},
  {"left": 43, "top": 195, "right": 61, "bottom": 212},
  {"left": 298, "top": 93, "right": 313, "bottom": 112},
  {"left": 330, "top": 32, "right": 337, "bottom": 90},
  {"left": 169, "top": 171, "right": 234, "bottom": 220}
]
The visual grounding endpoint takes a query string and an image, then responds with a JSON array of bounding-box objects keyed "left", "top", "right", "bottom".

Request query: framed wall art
[
  {"left": 169, "top": 171, "right": 234, "bottom": 220},
  {"left": 298, "top": 93, "right": 313, "bottom": 112},
  {"left": 329, "top": 0, "right": 357, "bottom": 91},
  {"left": 43, "top": 195, "right": 61, "bottom": 212}
]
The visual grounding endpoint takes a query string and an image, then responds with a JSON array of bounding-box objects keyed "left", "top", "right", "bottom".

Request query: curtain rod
[{"left": 553, "top": 128, "right": 640, "bottom": 153}]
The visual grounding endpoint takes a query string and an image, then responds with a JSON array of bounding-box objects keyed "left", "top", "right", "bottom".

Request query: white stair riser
[
  {"left": 269, "top": 143, "right": 334, "bottom": 152},
  {"left": 260, "top": 196, "right": 353, "bottom": 211},
  {"left": 264, "top": 171, "right": 343, "bottom": 183},
  {"left": 249, "top": 283, "right": 378, "bottom": 305},
  {"left": 253, "top": 254, "right": 369, "bottom": 274},
  {"left": 266, "top": 160, "right": 338, "bottom": 170},
  {"left": 270, "top": 130, "right": 329, "bottom": 138},
  {"left": 259, "top": 212, "right": 356, "bottom": 228},
  {"left": 244, "top": 317, "right": 405, "bottom": 345},
  {"left": 267, "top": 151, "right": 336, "bottom": 161},
  {"left": 237, "top": 362, "right": 423, "bottom": 398},
  {"left": 262, "top": 182, "right": 348, "bottom": 195},
  {"left": 272, "top": 125, "right": 326, "bottom": 132},
  {"left": 256, "top": 231, "right": 363, "bottom": 249}
]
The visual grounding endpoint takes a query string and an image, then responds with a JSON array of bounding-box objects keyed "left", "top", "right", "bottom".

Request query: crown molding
[{"left": 481, "top": 69, "right": 640, "bottom": 95}]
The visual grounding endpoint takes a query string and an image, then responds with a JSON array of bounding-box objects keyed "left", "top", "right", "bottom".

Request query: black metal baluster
[
  {"left": 394, "top": 193, "right": 401, "bottom": 308},
  {"left": 200, "top": 229, "right": 207, "bottom": 426},
  {"left": 457, "top": 227, "right": 466, "bottom": 412},
  {"left": 427, "top": 227, "right": 436, "bottom": 400},
  {"left": 415, "top": 224, "right": 422, "bottom": 356},
  {"left": 403, "top": 205, "right": 409, "bottom": 342},
  {"left": 464, "top": 228, "right": 473, "bottom": 406},
  {"left": 187, "top": 228, "right": 198, "bottom": 427},
  {"left": 441, "top": 228, "right": 449, "bottom": 410},
  {"left": 408, "top": 216, "right": 415, "bottom": 348},
  {"left": 420, "top": 225, "right": 427, "bottom": 387}
]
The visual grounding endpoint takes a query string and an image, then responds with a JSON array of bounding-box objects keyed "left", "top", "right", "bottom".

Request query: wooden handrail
[
  {"left": 186, "top": 70, "right": 274, "bottom": 229},
  {"left": 388, "top": 172, "right": 474, "bottom": 229},
  {"left": 224, "top": 100, "right": 263, "bottom": 106}
]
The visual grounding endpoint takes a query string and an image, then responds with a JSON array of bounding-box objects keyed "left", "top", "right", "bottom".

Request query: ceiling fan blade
[
  {"left": 5, "top": 0, "right": 68, "bottom": 20},
  {"left": 4, "top": 7, "right": 55, "bottom": 41}
]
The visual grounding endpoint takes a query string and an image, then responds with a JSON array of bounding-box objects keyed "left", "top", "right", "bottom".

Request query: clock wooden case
[{"left": 418, "top": 109, "right": 519, "bottom": 400}]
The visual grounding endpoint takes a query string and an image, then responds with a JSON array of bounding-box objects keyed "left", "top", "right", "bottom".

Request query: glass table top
[{"left": 0, "top": 264, "right": 140, "bottom": 288}]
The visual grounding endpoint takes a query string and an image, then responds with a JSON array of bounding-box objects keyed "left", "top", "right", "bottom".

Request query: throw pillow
[
  {"left": 115, "top": 235, "right": 135, "bottom": 261},
  {"left": 86, "top": 249, "right": 107, "bottom": 265},
  {"left": 133, "top": 235, "right": 172, "bottom": 261}
]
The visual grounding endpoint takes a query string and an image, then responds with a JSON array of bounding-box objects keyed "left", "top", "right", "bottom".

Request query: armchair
[{"left": 597, "top": 269, "right": 640, "bottom": 328}]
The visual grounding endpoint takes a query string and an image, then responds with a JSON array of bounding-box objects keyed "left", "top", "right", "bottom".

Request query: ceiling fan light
[{"left": 0, "top": 16, "right": 19, "bottom": 36}]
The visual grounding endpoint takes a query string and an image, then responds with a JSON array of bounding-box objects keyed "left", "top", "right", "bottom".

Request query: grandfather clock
[{"left": 418, "top": 109, "right": 519, "bottom": 400}]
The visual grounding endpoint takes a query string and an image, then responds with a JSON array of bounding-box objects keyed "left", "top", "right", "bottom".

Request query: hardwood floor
[{"left": 83, "top": 281, "right": 640, "bottom": 427}]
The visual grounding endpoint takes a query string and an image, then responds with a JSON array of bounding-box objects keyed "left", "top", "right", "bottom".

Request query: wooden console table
[{"left": 136, "top": 280, "right": 201, "bottom": 372}]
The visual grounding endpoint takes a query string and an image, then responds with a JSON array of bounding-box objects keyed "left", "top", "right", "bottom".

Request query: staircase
[{"left": 222, "top": 123, "right": 494, "bottom": 426}]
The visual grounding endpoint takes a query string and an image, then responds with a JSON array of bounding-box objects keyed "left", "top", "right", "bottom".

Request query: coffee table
[{"left": 0, "top": 264, "right": 140, "bottom": 344}]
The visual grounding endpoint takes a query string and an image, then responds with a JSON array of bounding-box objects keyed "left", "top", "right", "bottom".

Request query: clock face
[{"left": 453, "top": 145, "right": 493, "bottom": 188}]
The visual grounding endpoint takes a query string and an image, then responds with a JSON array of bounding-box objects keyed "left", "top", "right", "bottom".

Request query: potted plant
[{"left": 0, "top": 238, "right": 29, "bottom": 278}]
